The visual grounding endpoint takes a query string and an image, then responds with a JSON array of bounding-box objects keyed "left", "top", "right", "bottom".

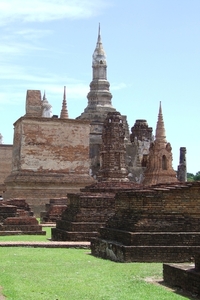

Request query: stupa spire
[
  {"left": 60, "top": 86, "right": 69, "bottom": 119},
  {"left": 155, "top": 101, "right": 166, "bottom": 145},
  {"left": 92, "top": 23, "right": 106, "bottom": 68},
  {"left": 85, "top": 24, "right": 112, "bottom": 109},
  {"left": 143, "top": 101, "right": 177, "bottom": 185},
  {"left": 43, "top": 90, "right": 46, "bottom": 101}
]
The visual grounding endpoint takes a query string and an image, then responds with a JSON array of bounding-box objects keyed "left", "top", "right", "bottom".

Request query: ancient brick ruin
[
  {"left": 77, "top": 25, "right": 150, "bottom": 182},
  {"left": 91, "top": 181, "right": 200, "bottom": 262},
  {"left": 51, "top": 111, "right": 138, "bottom": 241},
  {"left": 0, "top": 198, "right": 45, "bottom": 235},
  {"left": 98, "top": 112, "right": 128, "bottom": 182},
  {"left": 0, "top": 25, "right": 192, "bottom": 257},
  {"left": 143, "top": 102, "right": 177, "bottom": 185},
  {"left": 177, "top": 147, "right": 187, "bottom": 182},
  {"left": 40, "top": 197, "right": 68, "bottom": 224},
  {"left": 0, "top": 26, "right": 182, "bottom": 219},
  {"left": 0, "top": 144, "right": 12, "bottom": 197},
  {"left": 4, "top": 89, "right": 94, "bottom": 215},
  {"left": 163, "top": 252, "right": 200, "bottom": 297}
]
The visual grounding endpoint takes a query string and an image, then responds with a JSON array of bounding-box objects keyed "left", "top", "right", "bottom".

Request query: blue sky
[{"left": 0, "top": 0, "right": 200, "bottom": 174}]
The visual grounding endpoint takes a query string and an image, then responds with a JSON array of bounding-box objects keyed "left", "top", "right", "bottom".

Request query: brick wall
[
  {"left": 106, "top": 183, "right": 200, "bottom": 232},
  {"left": 0, "top": 145, "right": 12, "bottom": 195},
  {"left": 163, "top": 253, "right": 200, "bottom": 296},
  {"left": 4, "top": 116, "right": 94, "bottom": 215}
]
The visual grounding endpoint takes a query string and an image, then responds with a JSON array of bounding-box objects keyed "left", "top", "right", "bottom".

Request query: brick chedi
[
  {"left": 51, "top": 111, "right": 138, "bottom": 242},
  {"left": 0, "top": 198, "right": 45, "bottom": 235},
  {"left": 143, "top": 102, "right": 177, "bottom": 185},
  {"left": 60, "top": 86, "right": 69, "bottom": 119},
  {"left": 98, "top": 111, "right": 128, "bottom": 182}
]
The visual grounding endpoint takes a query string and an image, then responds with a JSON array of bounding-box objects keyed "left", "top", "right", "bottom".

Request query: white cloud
[
  {"left": 15, "top": 29, "right": 53, "bottom": 41},
  {"left": 0, "top": 0, "right": 110, "bottom": 25},
  {"left": 0, "top": 42, "right": 46, "bottom": 57}
]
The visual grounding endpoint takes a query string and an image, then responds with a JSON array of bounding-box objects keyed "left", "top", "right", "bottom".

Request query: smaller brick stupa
[
  {"left": 143, "top": 102, "right": 177, "bottom": 185},
  {"left": 0, "top": 198, "right": 45, "bottom": 235},
  {"left": 40, "top": 197, "right": 68, "bottom": 224},
  {"left": 98, "top": 111, "right": 129, "bottom": 182}
]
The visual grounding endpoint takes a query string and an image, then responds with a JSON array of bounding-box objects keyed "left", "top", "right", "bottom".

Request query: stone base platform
[
  {"left": 163, "top": 254, "right": 200, "bottom": 297},
  {"left": 91, "top": 238, "right": 200, "bottom": 262},
  {"left": 51, "top": 192, "right": 116, "bottom": 241},
  {"left": 40, "top": 197, "right": 68, "bottom": 223},
  {"left": 98, "top": 228, "right": 200, "bottom": 246}
]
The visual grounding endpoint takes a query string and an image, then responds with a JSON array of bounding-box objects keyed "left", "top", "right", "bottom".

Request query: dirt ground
[{"left": 0, "top": 287, "right": 6, "bottom": 299}]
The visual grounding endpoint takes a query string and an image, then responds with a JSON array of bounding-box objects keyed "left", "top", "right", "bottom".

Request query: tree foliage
[{"left": 187, "top": 171, "right": 200, "bottom": 181}]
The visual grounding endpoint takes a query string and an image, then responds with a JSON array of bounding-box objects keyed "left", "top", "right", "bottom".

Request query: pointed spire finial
[
  {"left": 98, "top": 23, "right": 101, "bottom": 42},
  {"left": 159, "top": 101, "right": 162, "bottom": 115},
  {"left": 92, "top": 23, "right": 106, "bottom": 66},
  {"left": 43, "top": 90, "right": 46, "bottom": 101},
  {"left": 60, "top": 86, "right": 68, "bottom": 119},
  {"left": 155, "top": 101, "right": 166, "bottom": 144},
  {"left": 64, "top": 85, "right": 66, "bottom": 100}
]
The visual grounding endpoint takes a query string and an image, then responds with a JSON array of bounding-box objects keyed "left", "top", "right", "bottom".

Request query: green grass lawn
[{"left": 0, "top": 229, "right": 187, "bottom": 300}]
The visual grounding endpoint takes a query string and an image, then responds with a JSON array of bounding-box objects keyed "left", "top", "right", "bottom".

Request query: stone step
[
  {"left": 52, "top": 228, "right": 98, "bottom": 241},
  {"left": 99, "top": 228, "right": 200, "bottom": 246},
  {"left": 91, "top": 238, "right": 200, "bottom": 262},
  {"left": 55, "top": 221, "right": 104, "bottom": 232}
]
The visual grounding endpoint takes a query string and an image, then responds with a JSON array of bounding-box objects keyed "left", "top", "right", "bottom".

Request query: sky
[{"left": 0, "top": 0, "right": 200, "bottom": 174}]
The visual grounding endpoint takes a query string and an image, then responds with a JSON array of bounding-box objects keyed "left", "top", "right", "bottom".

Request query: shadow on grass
[{"left": 146, "top": 278, "right": 200, "bottom": 300}]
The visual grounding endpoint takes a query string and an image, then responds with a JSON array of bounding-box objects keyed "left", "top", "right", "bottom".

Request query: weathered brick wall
[
  {"left": 12, "top": 116, "right": 91, "bottom": 173},
  {"left": 105, "top": 183, "right": 200, "bottom": 232},
  {"left": 52, "top": 192, "right": 116, "bottom": 241},
  {"left": 163, "top": 254, "right": 200, "bottom": 296},
  {"left": 4, "top": 116, "right": 94, "bottom": 215},
  {"left": 91, "top": 239, "right": 200, "bottom": 262},
  {"left": 0, "top": 145, "right": 12, "bottom": 195},
  {"left": 91, "top": 182, "right": 200, "bottom": 262}
]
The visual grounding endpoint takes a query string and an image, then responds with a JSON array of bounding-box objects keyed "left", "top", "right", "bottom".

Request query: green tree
[
  {"left": 194, "top": 171, "right": 200, "bottom": 181},
  {"left": 187, "top": 172, "right": 194, "bottom": 181}
]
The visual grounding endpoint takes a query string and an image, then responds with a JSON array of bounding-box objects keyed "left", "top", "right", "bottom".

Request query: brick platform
[
  {"left": 0, "top": 198, "right": 45, "bottom": 235},
  {"left": 163, "top": 253, "right": 200, "bottom": 297},
  {"left": 40, "top": 197, "right": 68, "bottom": 223},
  {"left": 91, "top": 182, "right": 200, "bottom": 262}
]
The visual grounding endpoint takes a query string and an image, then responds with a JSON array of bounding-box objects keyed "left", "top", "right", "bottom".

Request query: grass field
[{"left": 0, "top": 229, "right": 188, "bottom": 300}]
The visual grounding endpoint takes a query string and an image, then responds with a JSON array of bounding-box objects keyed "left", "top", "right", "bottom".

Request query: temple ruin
[
  {"left": 51, "top": 111, "right": 138, "bottom": 241},
  {"left": 3, "top": 90, "right": 94, "bottom": 215}
]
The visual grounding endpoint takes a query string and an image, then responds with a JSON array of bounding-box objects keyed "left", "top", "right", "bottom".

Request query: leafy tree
[
  {"left": 187, "top": 173, "right": 194, "bottom": 181},
  {"left": 194, "top": 171, "right": 200, "bottom": 181},
  {"left": 187, "top": 171, "right": 200, "bottom": 181}
]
